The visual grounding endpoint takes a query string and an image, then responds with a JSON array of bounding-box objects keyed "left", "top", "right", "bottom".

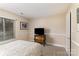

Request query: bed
[{"left": 0, "top": 40, "right": 43, "bottom": 56}]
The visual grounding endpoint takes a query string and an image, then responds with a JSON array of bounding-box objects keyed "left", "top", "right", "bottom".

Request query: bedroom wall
[
  {"left": 0, "top": 9, "right": 29, "bottom": 40},
  {"left": 28, "top": 13, "right": 66, "bottom": 47}
]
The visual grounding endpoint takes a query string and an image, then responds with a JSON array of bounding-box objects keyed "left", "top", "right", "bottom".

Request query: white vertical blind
[
  {"left": 0, "top": 18, "right": 3, "bottom": 41},
  {"left": 0, "top": 17, "right": 14, "bottom": 41}
]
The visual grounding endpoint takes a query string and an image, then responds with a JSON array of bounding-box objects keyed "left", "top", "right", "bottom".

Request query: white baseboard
[{"left": 46, "top": 42, "right": 65, "bottom": 48}]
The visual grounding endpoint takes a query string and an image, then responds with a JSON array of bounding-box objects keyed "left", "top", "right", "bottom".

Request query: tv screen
[{"left": 35, "top": 28, "right": 44, "bottom": 35}]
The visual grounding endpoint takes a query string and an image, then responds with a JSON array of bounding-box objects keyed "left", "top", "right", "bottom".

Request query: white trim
[
  {"left": 72, "top": 40, "right": 79, "bottom": 47},
  {"left": 46, "top": 42, "right": 65, "bottom": 48},
  {"left": 45, "top": 33, "right": 66, "bottom": 37}
]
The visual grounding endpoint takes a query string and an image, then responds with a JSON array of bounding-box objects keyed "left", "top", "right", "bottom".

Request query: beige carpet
[{"left": 42, "top": 45, "right": 67, "bottom": 56}]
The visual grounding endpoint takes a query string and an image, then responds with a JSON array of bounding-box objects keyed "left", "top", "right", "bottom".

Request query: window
[
  {"left": 0, "top": 17, "right": 14, "bottom": 42},
  {"left": 0, "top": 18, "right": 3, "bottom": 41}
]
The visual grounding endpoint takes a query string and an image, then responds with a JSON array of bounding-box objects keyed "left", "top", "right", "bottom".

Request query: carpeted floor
[{"left": 42, "top": 45, "right": 67, "bottom": 56}]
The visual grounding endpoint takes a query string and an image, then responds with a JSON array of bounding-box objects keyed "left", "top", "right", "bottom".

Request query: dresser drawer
[{"left": 34, "top": 35, "right": 46, "bottom": 45}]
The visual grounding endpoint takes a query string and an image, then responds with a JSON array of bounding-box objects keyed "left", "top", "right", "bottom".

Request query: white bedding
[{"left": 0, "top": 40, "right": 43, "bottom": 56}]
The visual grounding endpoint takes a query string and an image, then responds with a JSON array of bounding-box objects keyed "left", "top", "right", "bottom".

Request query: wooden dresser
[{"left": 34, "top": 35, "right": 46, "bottom": 45}]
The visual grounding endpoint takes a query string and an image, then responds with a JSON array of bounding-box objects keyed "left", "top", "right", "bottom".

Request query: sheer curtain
[{"left": 0, "top": 17, "right": 14, "bottom": 42}]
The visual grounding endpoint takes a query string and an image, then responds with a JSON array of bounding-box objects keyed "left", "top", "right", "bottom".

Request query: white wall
[
  {"left": 0, "top": 9, "right": 29, "bottom": 40},
  {"left": 29, "top": 14, "right": 66, "bottom": 47}
]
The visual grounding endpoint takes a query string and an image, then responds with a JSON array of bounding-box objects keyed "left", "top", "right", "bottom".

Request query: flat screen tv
[{"left": 35, "top": 28, "right": 44, "bottom": 35}]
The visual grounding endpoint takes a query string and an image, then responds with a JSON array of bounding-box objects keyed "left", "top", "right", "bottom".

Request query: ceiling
[{"left": 0, "top": 3, "right": 70, "bottom": 19}]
